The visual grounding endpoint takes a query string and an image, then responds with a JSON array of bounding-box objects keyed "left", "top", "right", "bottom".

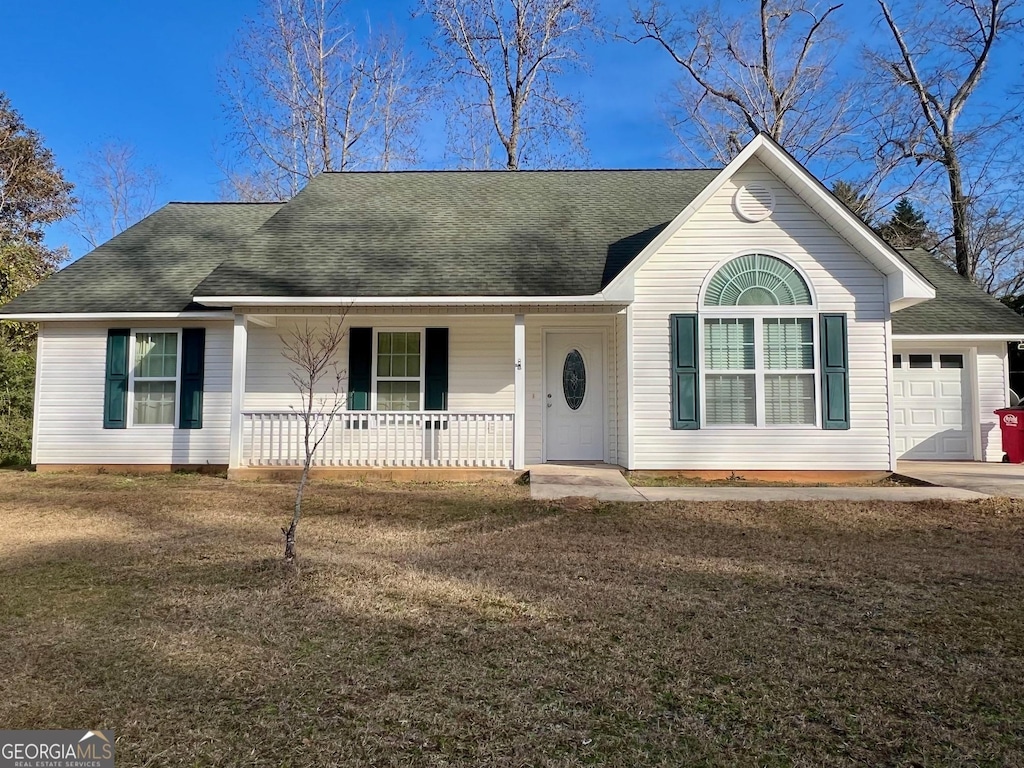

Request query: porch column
[
  {"left": 513, "top": 313, "right": 526, "bottom": 470},
  {"left": 228, "top": 314, "right": 248, "bottom": 469}
]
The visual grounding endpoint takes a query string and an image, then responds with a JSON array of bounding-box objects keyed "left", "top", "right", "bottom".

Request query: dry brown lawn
[{"left": 0, "top": 472, "right": 1022, "bottom": 767}]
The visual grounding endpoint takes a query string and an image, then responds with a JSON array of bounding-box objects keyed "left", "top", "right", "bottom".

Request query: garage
[{"left": 892, "top": 351, "right": 974, "bottom": 460}]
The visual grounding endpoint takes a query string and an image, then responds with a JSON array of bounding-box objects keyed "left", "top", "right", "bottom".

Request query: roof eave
[{"left": 192, "top": 294, "right": 624, "bottom": 307}]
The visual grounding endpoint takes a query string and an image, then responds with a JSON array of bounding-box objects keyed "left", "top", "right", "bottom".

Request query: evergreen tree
[
  {"left": 879, "top": 197, "right": 929, "bottom": 249},
  {"left": 831, "top": 180, "right": 876, "bottom": 226}
]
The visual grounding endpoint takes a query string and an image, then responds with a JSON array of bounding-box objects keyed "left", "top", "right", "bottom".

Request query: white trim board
[
  {"left": 0, "top": 311, "right": 234, "bottom": 321},
  {"left": 894, "top": 334, "right": 1024, "bottom": 342},
  {"left": 193, "top": 295, "right": 622, "bottom": 307}
]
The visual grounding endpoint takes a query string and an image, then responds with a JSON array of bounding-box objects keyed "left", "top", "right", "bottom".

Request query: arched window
[
  {"left": 699, "top": 254, "right": 818, "bottom": 428},
  {"left": 704, "top": 253, "right": 812, "bottom": 307}
]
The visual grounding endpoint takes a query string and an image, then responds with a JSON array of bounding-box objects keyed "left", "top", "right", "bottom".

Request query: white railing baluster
[{"left": 238, "top": 410, "right": 514, "bottom": 469}]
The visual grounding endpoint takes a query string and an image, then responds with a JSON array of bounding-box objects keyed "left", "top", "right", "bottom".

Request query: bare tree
[
  {"left": 630, "top": 0, "right": 863, "bottom": 173},
  {"left": 72, "top": 142, "right": 158, "bottom": 250},
  {"left": 279, "top": 317, "right": 347, "bottom": 565},
  {"left": 423, "top": 0, "right": 594, "bottom": 170},
  {"left": 868, "top": 0, "right": 1023, "bottom": 278},
  {"left": 222, "top": 0, "right": 428, "bottom": 200}
]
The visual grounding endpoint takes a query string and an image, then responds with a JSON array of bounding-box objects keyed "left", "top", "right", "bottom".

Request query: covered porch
[{"left": 225, "top": 303, "right": 627, "bottom": 472}]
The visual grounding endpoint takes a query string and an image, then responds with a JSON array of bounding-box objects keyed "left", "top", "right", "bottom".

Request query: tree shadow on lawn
[{"left": 1, "top": 479, "right": 1023, "bottom": 766}]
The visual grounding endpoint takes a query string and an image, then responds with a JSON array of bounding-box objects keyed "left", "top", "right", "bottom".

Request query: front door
[{"left": 545, "top": 332, "right": 604, "bottom": 461}]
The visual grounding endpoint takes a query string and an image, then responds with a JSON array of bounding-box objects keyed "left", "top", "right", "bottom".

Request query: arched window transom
[{"left": 705, "top": 254, "right": 812, "bottom": 307}]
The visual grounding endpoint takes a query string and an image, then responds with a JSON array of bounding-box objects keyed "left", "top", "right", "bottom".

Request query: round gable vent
[{"left": 734, "top": 182, "right": 775, "bottom": 222}]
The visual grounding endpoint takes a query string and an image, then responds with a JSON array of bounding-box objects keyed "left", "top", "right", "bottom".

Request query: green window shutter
[
  {"left": 820, "top": 313, "right": 850, "bottom": 430},
  {"left": 424, "top": 328, "right": 449, "bottom": 411},
  {"left": 670, "top": 314, "right": 699, "bottom": 429},
  {"left": 104, "top": 328, "right": 130, "bottom": 429},
  {"left": 348, "top": 327, "right": 372, "bottom": 410},
  {"left": 178, "top": 328, "right": 205, "bottom": 429}
]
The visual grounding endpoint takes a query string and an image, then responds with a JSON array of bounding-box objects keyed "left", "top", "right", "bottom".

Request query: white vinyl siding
[
  {"left": 244, "top": 315, "right": 515, "bottom": 414},
  {"left": 33, "top": 321, "right": 232, "bottom": 465},
  {"left": 629, "top": 157, "right": 891, "bottom": 470}
]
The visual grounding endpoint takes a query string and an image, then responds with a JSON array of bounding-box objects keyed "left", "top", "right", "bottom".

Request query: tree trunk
[
  {"left": 945, "top": 147, "right": 971, "bottom": 278},
  {"left": 283, "top": 462, "right": 310, "bottom": 564},
  {"left": 283, "top": 519, "right": 297, "bottom": 563}
]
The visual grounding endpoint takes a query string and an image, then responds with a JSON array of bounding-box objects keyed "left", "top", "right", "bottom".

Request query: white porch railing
[{"left": 241, "top": 411, "right": 514, "bottom": 469}]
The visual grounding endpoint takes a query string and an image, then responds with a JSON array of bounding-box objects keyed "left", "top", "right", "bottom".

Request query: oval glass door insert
[{"left": 562, "top": 349, "right": 586, "bottom": 410}]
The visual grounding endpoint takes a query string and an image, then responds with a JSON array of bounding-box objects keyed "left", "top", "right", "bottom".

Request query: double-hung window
[
  {"left": 374, "top": 330, "right": 423, "bottom": 410},
  {"left": 701, "top": 254, "right": 818, "bottom": 428},
  {"left": 132, "top": 331, "right": 180, "bottom": 425}
]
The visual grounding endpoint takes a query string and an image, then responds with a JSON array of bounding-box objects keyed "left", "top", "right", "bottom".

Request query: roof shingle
[
  {"left": 893, "top": 249, "right": 1024, "bottom": 336},
  {"left": 0, "top": 203, "right": 282, "bottom": 314}
]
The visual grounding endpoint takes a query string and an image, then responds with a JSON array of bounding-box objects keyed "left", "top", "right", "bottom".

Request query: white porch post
[
  {"left": 229, "top": 314, "right": 248, "bottom": 469},
  {"left": 513, "top": 313, "right": 526, "bottom": 470}
]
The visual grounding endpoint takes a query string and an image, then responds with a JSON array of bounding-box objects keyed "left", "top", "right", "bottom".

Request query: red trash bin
[{"left": 994, "top": 408, "right": 1024, "bottom": 463}]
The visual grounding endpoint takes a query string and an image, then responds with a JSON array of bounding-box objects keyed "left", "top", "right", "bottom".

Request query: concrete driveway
[{"left": 897, "top": 461, "right": 1024, "bottom": 498}]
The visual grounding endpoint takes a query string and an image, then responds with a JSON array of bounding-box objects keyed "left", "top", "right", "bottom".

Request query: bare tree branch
[
  {"left": 72, "top": 142, "right": 159, "bottom": 250},
  {"left": 221, "top": 0, "right": 429, "bottom": 200},
  {"left": 629, "top": 0, "right": 865, "bottom": 173},
  {"left": 424, "top": 0, "right": 594, "bottom": 170},
  {"left": 868, "top": 0, "right": 1023, "bottom": 279}
]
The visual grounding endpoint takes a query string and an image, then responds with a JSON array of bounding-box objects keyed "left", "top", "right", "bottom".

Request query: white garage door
[{"left": 893, "top": 352, "right": 973, "bottom": 460}]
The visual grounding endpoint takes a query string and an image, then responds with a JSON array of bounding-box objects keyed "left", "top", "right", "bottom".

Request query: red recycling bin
[{"left": 994, "top": 408, "right": 1024, "bottom": 463}]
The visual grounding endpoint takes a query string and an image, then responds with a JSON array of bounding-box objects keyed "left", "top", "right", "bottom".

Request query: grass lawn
[{"left": 1, "top": 473, "right": 1022, "bottom": 766}]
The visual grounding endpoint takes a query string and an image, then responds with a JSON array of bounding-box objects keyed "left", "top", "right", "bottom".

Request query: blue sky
[
  {"left": 2, "top": 1, "right": 1016, "bottom": 259},
  {"left": 3, "top": 0, "right": 688, "bottom": 259}
]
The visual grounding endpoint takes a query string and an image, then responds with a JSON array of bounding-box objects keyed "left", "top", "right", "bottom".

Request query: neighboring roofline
[
  {"left": 893, "top": 333, "right": 1023, "bottom": 342},
  {"left": 601, "top": 133, "right": 936, "bottom": 309},
  {"left": 0, "top": 311, "right": 235, "bottom": 322},
  {"left": 192, "top": 295, "right": 624, "bottom": 307}
]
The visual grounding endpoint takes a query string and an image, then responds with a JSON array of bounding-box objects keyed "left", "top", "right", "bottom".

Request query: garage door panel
[
  {"left": 908, "top": 380, "right": 937, "bottom": 398},
  {"left": 938, "top": 380, "right": 962, "bottom": 398},
  {"left": 909, "top": 409, "right": 937, "bottom": 426},
  {"left": 893, "top": 352, "right": 973, "bottom": 461},
  {"left": 940, "top": 409, "right": 962, "bottom": 427}
]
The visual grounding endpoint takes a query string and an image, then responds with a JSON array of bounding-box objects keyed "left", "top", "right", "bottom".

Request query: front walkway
[
  {"left": 530, "top": 464, "right": 991, "bottom": 502},
  {"left": 897, "top": 460, "right": 1024, "bottom": 498}
]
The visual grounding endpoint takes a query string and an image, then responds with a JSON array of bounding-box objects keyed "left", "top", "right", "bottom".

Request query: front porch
[{"left": 226, "top": 305, "right": 626, "bottom": 472}]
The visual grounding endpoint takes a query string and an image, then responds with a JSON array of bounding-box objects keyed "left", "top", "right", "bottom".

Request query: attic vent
[{"left": 734, "top": 182, "right": 775, "bottom": 222}]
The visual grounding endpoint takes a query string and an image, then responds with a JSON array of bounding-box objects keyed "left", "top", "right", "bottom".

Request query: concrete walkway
[
  {"left": 897, "top": 460, "right": 1024, "bottom": 498},
  {"left": 529, "top": 463, "right": 991, "bottom": 502}
]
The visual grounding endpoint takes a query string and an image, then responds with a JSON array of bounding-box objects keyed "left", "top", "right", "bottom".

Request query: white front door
[
  {"left": 544, "top": 332, "right": 604, "bottom": 461},
  {"left": 893, "top": 351, "right": 974, "bottom": 460}
]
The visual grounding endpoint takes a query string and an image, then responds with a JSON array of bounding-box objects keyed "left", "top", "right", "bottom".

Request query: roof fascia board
[
  {"left": 192, "top": 295, "right": 620, "bottom": 306},
  {"left": 893, "top": 333, "right": 1024, "bottom": 341},
  {"left": 602, "top": 140, "right": 763, "bottom": 301},
  {"left": 0, "top": 311, "right": 235, "bottom": 322}
]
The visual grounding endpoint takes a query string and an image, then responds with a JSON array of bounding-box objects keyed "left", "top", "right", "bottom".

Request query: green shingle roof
[
  {"left": 893, "top": 249, "right": 1024, "bottom": 336},
  {"left": 4, "top": 172, "right": 1022, "bottom": 343},
  {"left": 0, "top": 203, "right": 282, "bottom": 314},
  {"left": 193, "top": 169, "right": 722, "bottom": 298}
]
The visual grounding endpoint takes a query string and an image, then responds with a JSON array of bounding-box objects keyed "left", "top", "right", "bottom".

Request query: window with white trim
[
  {"left": 702, "top": 254, "right": 818, "bottom": 427},
  {"left": 374, "top": 330, "right": 422, "bottom": 410},
  {"left": 132, "top": 331, "right": 179, "bottom": 425}
]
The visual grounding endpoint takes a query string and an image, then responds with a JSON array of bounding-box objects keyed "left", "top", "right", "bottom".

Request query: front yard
[{"left": 1, "top": 473, "right": 1022, "bottom": 766}]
